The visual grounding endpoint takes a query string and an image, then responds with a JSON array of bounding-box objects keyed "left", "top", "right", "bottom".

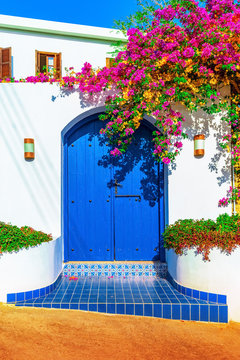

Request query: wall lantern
[
  {"left": 24, "top": 138, "right": 35, "bottom": 160},
  {"left": 194, "top": 134, "right": 205, "bottom": 157}
]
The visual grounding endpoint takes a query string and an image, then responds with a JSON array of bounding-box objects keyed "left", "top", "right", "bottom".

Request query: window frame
[
  {"left": 0, "top": 47, "right": 12, "bottom": 79},
  {"left": 106, "top": 57, "right": 115, "bottom": 68},
  {"left": 35, "top": 50, "right": 62, "bottom": 79}
]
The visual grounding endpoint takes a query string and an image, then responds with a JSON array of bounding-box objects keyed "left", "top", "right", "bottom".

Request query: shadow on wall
[
  {"left": 172, "top": 85, "right": 231, "bottom": 186},
  {"left": 0, "top": 86, "right": 59, "bottom": 229},
  {"left": 52, "top": 85, "right": 115, "bottom": 110},
  {"left": 68, "top": 118, "right": 163, "bottom": 207},
  {"left": 58, "top": 84, "right": 231, "bottom": 188}
]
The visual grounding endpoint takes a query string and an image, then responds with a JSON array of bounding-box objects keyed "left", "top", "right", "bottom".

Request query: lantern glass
[{"left": 24, "top": 138, "right": 35, "bottom": 160}]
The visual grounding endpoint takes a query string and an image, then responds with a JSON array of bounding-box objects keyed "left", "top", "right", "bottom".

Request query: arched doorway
[{"left": 62, "top": 107, "right": 166, "bottom": 262}]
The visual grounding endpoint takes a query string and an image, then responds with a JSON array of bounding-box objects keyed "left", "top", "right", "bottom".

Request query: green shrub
[
  {"left": 216, "top": 213, "right": 240, "bottom": 232},
  {"left": 163, "top": 213, "right": 240, "bottom": 261},
  {"left": 0, "top": 222, "right": 52, "bottom": 253}
]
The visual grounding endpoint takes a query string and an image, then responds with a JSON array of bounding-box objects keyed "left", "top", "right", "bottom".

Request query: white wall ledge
[
  {"left": 167, "top": 248, "right": 240, "bottom": 322},
  {"left": 0, "top": 237, "right": 63, "bottom": 302}
]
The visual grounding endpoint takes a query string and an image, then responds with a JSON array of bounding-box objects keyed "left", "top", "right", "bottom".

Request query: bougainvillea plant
[{"left": 1, "top": 0, "right": 240, "bottom": 206}]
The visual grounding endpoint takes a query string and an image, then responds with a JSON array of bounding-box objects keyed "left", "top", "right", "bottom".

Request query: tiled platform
[{"left": 13, "top": 276, "right": 228, "bottom": 322}]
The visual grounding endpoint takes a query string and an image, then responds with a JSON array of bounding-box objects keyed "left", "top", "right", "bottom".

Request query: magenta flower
[
  {"left": 218, "top": 198, "right": 230, "bottom": 207},
  {"left": 162, "top": 157, "right": 171, "bottom": 164},
  {"left": 110, "top": 148, "right": 122, "bottom": 156},
  {"left": 174, "top": 141, "right": 183, "bottom": 149},
  {"left": 125, "top": 128, "right": 134, "bottom": 136},
  {"left": 182, "top": 47, "right": 195, "bottom": 58},
  {"left": 166, "top": 88, "right": 176, "bottom": 96}
]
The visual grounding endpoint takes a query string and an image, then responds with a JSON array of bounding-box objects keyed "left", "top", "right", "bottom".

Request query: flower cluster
[
  {"left": 0, "top": 222, "right": 52, "bottom": 253},
  {"left": 163, "top": 214, "right": 240, "bottom": 261},
  {"left": 218, "top": 186, "right": 240, "bottom": 207}
]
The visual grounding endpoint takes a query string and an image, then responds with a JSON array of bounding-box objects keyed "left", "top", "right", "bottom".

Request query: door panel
[
  {"left": 66, "top": 118, "right": 162, "bottom": 261},
  {"left": 67, "top": 119, "right": 113, "bottom": 261},
  {"left": 114, "top": 125, "right": 160, "bottom": 260}
]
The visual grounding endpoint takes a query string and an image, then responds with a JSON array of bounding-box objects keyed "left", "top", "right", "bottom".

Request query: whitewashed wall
[
  {"left": 168, "top": 88, "right": 232, "bottom": 222},
  {"left": 0, "top": 83, "right": 102, "bottom": 237},
  {"left": 0, "top": 83, "right": 231, "bottom": 238},
  {"left": 0, "top": 237, "right": 62, "bottom": 302},
  {"left": 167, "top": 248, "right": 240, "bottom": 321},
  {"left": 0, "top": 15, "right": 124, "bottom": 79}
]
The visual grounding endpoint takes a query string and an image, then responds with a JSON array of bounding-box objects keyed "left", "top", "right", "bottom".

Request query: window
[
  {"left": 106, "top": 57, "right": 115, "bottom": 68},
  {"left": 0, "top": 47, "right": 12, "bottom": 78},
  {"left": 35, "top": 51, "right": 61, "bottom": 78}
]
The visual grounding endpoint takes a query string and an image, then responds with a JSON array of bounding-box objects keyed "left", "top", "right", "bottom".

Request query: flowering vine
[{"left": 1, "top": 0, "right": 240, "bottom": 206}]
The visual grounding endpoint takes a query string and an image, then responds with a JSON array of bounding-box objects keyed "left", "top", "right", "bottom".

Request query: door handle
[{"left": 115, "top": 194, "right": 141, "bottom": 200}]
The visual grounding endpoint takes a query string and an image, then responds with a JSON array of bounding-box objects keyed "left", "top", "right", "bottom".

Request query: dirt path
[{"left": 0, "top": 304, "right": 240, "bottom": 360}]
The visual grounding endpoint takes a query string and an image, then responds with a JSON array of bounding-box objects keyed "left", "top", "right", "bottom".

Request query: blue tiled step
[
  {"left": 14, "top": 276, "right": 228, "bottom": 323},
  {"left": 63, "top": 261, "right": 168, "bottom": 278}
]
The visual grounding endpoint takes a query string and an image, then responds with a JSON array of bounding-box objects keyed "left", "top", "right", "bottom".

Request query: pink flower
[
  {"left": 128, "top": 89, "right": 135, "bottom": 96},
  {"left": 162, "top": 157, "right": 171, "bottom": 164},
  {"left": 152, "top": 110, "right": 160, "bottom": 117},
  {"left": 162, "top": 101, "right": 170, "bottom": 108},
  {"left": 116, "top": 117, "right": 123, "bottom": 124},
  {"left": 174, "top": 141, "right": 183, "bottom": 148},
  {"left": 166, "top": 88, "right": 176, "bottom": 96},
  {"left": 218, "top": 198, "right": 230, "bottom": 207},
  {"left": 110, "top": 148, "right": 122, "bottom": 156},
  {"left": 125, "top": 128, "right": 134, "bottom": 136},
  {"left": 182, "top": 47, "right": 195, "bottom": 58}
]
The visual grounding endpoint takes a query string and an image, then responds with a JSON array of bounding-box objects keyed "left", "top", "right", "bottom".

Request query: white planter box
[
  {"left": 0, "top": 237, "right": 63, "bottom": 302},
  {"left": 166, "top": 247, "right": 240, "bottom": 322}
]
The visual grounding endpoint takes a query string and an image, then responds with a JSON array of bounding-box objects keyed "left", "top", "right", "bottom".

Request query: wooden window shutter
[
  {"left": 0, "top": 47, "right": 12, "bottom": 78},
  {"left": 55, "top": 53, "right": 62, "bottom": 79},
  {"left": 106, "top": 57, "right": 114, "bottom": 68},
  {"left": 35, "top": 50, "right": 41, "bottom": 75}
]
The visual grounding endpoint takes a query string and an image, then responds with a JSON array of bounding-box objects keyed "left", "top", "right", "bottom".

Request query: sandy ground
[{"left": 0, "top": 304, "right": 240, "bottom": 360}]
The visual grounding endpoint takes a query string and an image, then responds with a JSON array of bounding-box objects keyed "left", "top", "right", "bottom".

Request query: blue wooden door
[
  {"left": 66, "top": 118, "right": 163, "bottom": 261},
  {"left": 67, "top": 119, "right": 113, "bottom": 261},
  {"left": 114, "top": 125, "right": 161, "bottom": 260}
]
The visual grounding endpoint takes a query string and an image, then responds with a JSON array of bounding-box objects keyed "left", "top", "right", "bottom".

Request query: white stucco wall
[
  {"left": 168, "top": 89, "right": 232, "bottom": 222},
  {"left": 0, "top": 15, "right": 125, "bottom": 79},
  {"left": 167, "top": 248, "right": 240, "bottom": 322},
  {"left": 0, "top": 83, "right": 103, "bottom": 237},
  {"left": 0, "top": 237, "right": 62, "bottom": 302}
]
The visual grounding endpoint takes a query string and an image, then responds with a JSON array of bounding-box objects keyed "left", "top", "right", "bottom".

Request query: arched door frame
[{"left": 61, "top": 106, "right": 168, "bottom": 262}]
